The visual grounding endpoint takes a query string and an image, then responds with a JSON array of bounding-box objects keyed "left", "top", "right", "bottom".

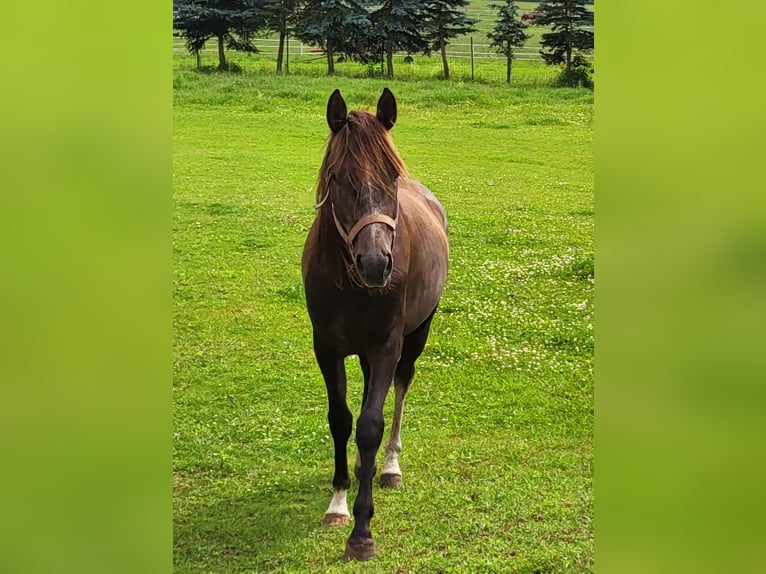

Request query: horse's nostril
[{"left": 355, "top": 253, "right": 392, "bottom": 285}]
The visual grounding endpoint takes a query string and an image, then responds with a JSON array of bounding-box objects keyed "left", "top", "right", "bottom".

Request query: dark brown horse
[{"left": 302, "top": 88, "right": 449, "bottom": 561}]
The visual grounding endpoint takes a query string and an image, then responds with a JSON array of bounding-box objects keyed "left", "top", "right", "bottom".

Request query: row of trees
[{"left": 173, "top": 0, "right": 593, "bottom": 84}]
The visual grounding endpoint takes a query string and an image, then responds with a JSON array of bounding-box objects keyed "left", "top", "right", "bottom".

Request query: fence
[{"left": 172, "top": 37, "right": 549, "bottom": 60}]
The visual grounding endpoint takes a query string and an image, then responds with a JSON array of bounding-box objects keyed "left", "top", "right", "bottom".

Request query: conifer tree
[
  {"left": 173, "top": 0, "right": 268, "bottom": 71},
  {"left": 487, "top": 0, "right": 529, "bottom": 83},
  {"left": 262, "top": 0, "right": 298, "bottom": 74},
  {"left": 536, "top": 0, "right": 593, "bottom": 73},
  {"left": 372, "top": 0, "right": 429, "bottom": 79},
  {"left": 422, "top": 0, "right": 477, "bottom": 80},
  {"left": 293, "top": 0, "right": 372, "bottom": 75}
]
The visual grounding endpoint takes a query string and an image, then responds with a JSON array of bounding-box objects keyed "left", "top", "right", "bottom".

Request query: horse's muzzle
[{"left": 355, "top": 252, "right": 393, "bottom": 288}]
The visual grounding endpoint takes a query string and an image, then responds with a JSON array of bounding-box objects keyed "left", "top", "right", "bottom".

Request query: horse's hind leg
[
  {"left": 315, "top": 339, "right": 353, "bottom": 526},
  {"left": 381, "top": 310, "right": 437, "bottom": 488}
]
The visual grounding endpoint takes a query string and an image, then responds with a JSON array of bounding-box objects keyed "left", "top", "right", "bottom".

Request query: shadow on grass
[{"left": 174, "top": 468, "right": 333, "bottom": 572}]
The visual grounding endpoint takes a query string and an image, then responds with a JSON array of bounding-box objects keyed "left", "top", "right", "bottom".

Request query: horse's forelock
[{"left": 317, "top": 111, "right": 407, "bottom": 204}]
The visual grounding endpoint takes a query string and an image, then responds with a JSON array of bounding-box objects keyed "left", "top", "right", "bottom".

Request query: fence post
[{"left": 470, "top": 37, "right": 475, "bottom": 81}]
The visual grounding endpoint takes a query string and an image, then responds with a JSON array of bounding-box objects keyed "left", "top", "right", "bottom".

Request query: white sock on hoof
[{"left": 325, "top": 489, "right": 350, "bottom": 517}]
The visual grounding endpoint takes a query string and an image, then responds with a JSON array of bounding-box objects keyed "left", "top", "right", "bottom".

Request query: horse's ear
[
  {"left": 376, "top": 87, "right": 397, "bottom": 130},
  {"left": 327, "top": 89, "right": 347, "bottom": 134}
]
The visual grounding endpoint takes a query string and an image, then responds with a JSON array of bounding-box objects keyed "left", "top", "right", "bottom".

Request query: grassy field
[{"left": 173, "top": 69, "right": 593, "bottom": 572}]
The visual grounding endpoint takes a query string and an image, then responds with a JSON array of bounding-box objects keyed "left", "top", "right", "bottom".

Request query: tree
[
  {"left": 173, "top": 0, "right": 268, "bottom": 71},
  {"left": 536, "top": 0, "right": 593, "bottom": 85},
  {"left": 372, "top": 0, "right": 429, "bottom": 79},
  {"left": 293, "top": 0, "right": 372, "bottom": 75},
  {"left": 487, "top": 0, "right": 529, "bottom": 83},
  {"left": 263, "top": 0, "right": 298, "bottom": 74},
  {"left": 422, "top": 0, "right": 477, "bottom": 80}
]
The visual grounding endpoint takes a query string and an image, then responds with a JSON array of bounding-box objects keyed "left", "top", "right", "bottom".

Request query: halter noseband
[
  {"left": 331, "top": 204, "right": 398, "bottom": 248},
  {"left": 314, "top": 178, "right": 399, "bottom": 252}
]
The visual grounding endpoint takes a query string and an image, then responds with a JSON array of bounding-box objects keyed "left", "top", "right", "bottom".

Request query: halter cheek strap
[{"left": 331, "top": 203, "right": 397, "bottom": 248}]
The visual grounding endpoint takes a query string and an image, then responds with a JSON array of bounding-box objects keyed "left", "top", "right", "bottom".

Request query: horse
[
  {"left": 522, "top": 10, "right": 542, "bottom": 22},
  {"left": 301, "top": 88, "right": 449, "bottom": 561}
]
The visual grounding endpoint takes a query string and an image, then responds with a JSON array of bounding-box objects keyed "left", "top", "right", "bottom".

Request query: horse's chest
[{"left": 307, "top": 292, "right": 402, "bottom": 354}]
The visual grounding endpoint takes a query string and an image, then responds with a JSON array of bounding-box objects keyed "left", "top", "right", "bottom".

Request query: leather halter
[{"left": 331, "top": 203, "right": 397, "bottom": 248}]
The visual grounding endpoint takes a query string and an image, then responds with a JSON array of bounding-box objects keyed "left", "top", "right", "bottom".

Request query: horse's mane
[{"left": 315, "top": 111, "right": 408, "bottom": 208}]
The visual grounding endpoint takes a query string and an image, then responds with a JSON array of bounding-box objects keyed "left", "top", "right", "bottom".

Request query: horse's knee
[
  {"left": 328, "top": 406, "right": 353, "bottom": 440},
  {"left": 356, "top": 412, "right": 384, "bottom": 452}
]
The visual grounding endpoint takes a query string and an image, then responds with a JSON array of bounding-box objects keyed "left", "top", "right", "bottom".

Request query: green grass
[{"left": 174, "top": 69, "right": 593, "bottom": 572}]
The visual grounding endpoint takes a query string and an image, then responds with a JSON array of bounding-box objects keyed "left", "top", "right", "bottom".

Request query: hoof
[
  {"left": 322, "top": 513, "right": 350, "bottom": 527},
  {"left": 342, "top": 537, "right": 376, "bottom": 562},
  {"left": 380, "top": 473, "right": 403, "bottom": 488}
]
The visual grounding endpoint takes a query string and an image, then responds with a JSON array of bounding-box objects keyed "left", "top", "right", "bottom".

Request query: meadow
[{"left": 173, "top": 66, "right": 593, "bottom": 572}]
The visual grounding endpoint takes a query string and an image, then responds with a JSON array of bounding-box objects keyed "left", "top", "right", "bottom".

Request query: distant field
[
  {"left": 466, "top": 0, "right": 549, "bottom": 49},
  {"left": 173, "top": 69, "right": 594, "bottom": 572}
]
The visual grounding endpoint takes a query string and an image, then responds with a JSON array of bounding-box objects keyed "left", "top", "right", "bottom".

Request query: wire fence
[{"left": 172, "top": 36, "right": 547, "bottom": 62}]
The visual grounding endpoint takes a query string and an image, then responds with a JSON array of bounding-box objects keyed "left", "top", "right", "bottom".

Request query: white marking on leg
[
  {"left": 325, "top": 489, "right": 350, "bottom": 517},
  {"left": 382, "top": 383, "right": 405, "bottom": 477}
]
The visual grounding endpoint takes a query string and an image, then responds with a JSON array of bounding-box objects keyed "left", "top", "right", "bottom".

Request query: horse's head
[{"left": 323, "top": 88, "right": 403, "bottom": 289}]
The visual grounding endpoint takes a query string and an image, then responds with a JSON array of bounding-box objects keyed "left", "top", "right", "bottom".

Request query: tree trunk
[
  {"left": 195, "top": 49, "right": 201, "bottom": 69},
  {"left": 566, "top": 6, "right": 573, "bottom": 70},
  {"left": 506, "top": 55, "right": 511, "bottom": 83},
  {"left": 217, "top": 34, "right": 227, "bottom": 71},
  {"left": 440, "top": 40, "right": 449, "bottom": 80},
  {"left": 276, "top": 31, "right": 286, "bottom": 74},
  {"left": 386, "top": 45, "right": 394, "bottom": 79},
  {"left": 326, "top": 44, "right": 335, "bottom": 76}
]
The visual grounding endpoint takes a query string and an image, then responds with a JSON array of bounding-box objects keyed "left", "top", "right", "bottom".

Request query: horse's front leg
[
  {"left": 343, "top": 342, "right": 401, "bottom": 561},
  {"left": 314, "top": 339, "right": 353, "bottom": 526}
]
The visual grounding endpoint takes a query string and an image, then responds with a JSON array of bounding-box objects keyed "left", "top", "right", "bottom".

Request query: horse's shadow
[{"left": 174, "top": 467, "right": 336, "bottom": 570}]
